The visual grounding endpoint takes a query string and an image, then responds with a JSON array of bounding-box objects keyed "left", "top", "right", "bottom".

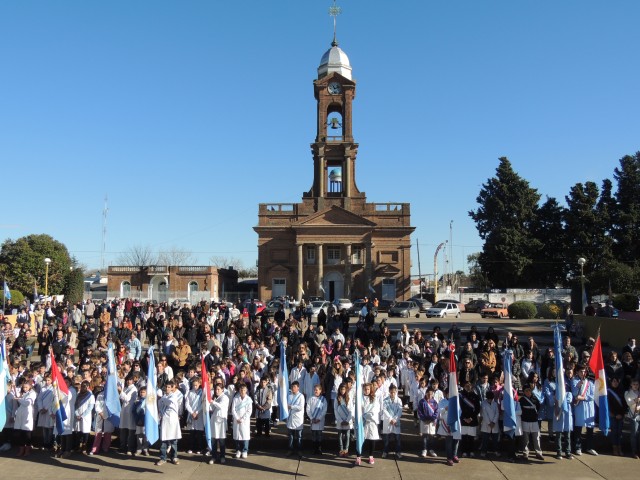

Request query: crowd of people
[{"left": 0, "top": 297, "right": 639, "bottom": 468}]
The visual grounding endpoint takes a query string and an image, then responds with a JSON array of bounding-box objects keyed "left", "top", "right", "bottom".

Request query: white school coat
[
  {"left": 74, "top": 392, "right": 96, "bottom": 433},
  {"left": 36, "top": 386, "right": 55, "bottom": 428},
  {"left": 185, "top": 389, "right": 205, "bottom": 431},
  {"left": 119, "top": 384, "right": 138, "bottom": 430},
  {"left": 94, "top": 392, "right": 115, "bottom": 433},
  {"left": 232, "top": 394, "right": 252, "bottom": 441},
  {"left": 334, "top": 398, "right": 354, "bottom": 430},
  {"left": 210, "top": 392, "right": 230, "bottom": 439},
  {"left": 480, "top": 399, "right": 500, "bottom": 434},
  {"left": 363, "top": 396, "right": 380, "bottom": 440},
  {"left": 159, "top": 390, "right": 183, "bottom": 441},
  {"left": 306, "top": 395, "right": 327, "bottom": 431},
  {"left": 382, "top": 395, "right": 403, "bottom": 435},
  {"left": 15, "top": 389, "right": 37, "bottom": 431},
  {"left": 286, "top": 391, "right": 305, "bottom": 430}
]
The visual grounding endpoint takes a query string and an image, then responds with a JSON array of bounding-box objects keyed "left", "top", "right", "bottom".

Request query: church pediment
[
  {"left": 294, "top": 206, "right": 376, "bottom": 228},
  {"left": 375, "top": 264, "right": 401, "bottom": 275}
]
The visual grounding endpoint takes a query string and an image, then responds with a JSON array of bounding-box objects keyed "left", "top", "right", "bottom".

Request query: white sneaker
[
  {"left": 235, "top": 451, "right": 241, "bottom": 459},
  {"left": 381, "top": 452, "right": 387, "bottom": 458},
  {"left": 586, "top": 449, "right": 598, "bottom": 456},
  {"left": 241, "top": 451, "right": 247, "bottom": 459},
  {"left": 396, "top": 452, "right": 403, "bottom": 459},
  {"left": 420, "top": 450, "right": 427, "bottom": 458}
]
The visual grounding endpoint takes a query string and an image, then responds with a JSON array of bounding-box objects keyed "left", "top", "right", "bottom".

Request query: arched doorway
[
  {"left": 323, "top": 271, "right": 344, "bottom": 302},
  {"left": 149, "top": 276, "right": 169, "bottom": 303}
]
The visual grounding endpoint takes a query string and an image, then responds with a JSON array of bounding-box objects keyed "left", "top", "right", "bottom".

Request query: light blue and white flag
[
  {"left": 145, "top": 346, "right": 160, "bottom": 446},
  {"left": 354, "top": 350, "right": 365, "bottom": 455},
  {"left": 447, "top": 344, "right": 461, "bottom": 432},
  {"left": 2, "top": 281, "right": 10, "bottom": 301},
  {"left": 502, "top": 349, "right": 517, "bottom": 431},
  {"left": 278, "top": 341, "right": 289, "bottom": 421},
  {"left": 105, "top": 342, "right": 121, "bottom": 427},
  {"left": 553, "top": 324, "right": 568, "bottom": 412}
]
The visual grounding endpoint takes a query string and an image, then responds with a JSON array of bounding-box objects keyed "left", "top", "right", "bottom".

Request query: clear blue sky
[{"left": 1, "top": 1, "right": 639, "bottom": 277}]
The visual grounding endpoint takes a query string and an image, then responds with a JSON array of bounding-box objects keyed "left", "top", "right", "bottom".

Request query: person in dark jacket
[
  {"left": 520, "top": 385, "right": 543, "bottom": 460},
  {"left": 607, "top": 376, "right": 627, "bottom": 456},
  {"left": 459, "top": 381, "right": 480, "bottom": 457}
]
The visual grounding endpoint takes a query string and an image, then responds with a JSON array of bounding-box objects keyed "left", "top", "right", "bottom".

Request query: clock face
[{"left": 328, "top": 82, "right": 341, "bottom": 94}]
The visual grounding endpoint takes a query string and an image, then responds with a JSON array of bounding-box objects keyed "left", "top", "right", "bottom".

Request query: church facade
[{"left": 254, "top": 37, "right": 414, "bottom": 303}]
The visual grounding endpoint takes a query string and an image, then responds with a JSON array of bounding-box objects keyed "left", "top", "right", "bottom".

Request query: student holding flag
[
  {"left": 588, "top": 333, "right": 610, "bottom": 441},
  {"left": 199, "top": 355, "right": 212, "bottom": 461},
  {"left": 184, "top": 376, "right": 205, "bottom": 455},
  {"left": 571, "top": 364, "right": 597, "bottom": 456},
  {"left": 442, "top": 344, "right": 461, "bottom": 466},
  {"left": 232, "top": 382, "right": 252, "bottom": 458},
  {"left": 501, "top": 350, "right": 522, "bottom": 463},
  {"left": 144, "top": 346, "right": 160, "bottom": 456}
]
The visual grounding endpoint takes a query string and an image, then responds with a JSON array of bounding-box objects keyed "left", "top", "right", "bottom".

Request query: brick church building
[{"left": 254, "top": 33, "right": 414, "bottom": 302}]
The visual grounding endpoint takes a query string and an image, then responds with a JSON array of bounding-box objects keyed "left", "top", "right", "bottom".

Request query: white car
[
  {"left": 426, "top": 302, "right": 461, "bottom": 318},
  {"left": 332, "top": 298, "right": 353, "bottom": 312},
  {"left": 305, "top": 300, "right": 330, "bottom": 317}
]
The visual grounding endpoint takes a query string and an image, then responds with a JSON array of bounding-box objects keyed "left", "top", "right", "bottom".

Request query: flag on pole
[
  {"left": 581, "top": 285, "right": 588, "bottom": 315},
  {"left": 33, "top": 283, "right": 38, "bottom": 301},
  {"left": 201, "top": 354, "right": 212, "bottom": 451},
  {"left": 145, "top": 346, "right": 160, "bottom": 446},
  {"left": 447, "top": 344, "right": 461, "bottom": 432},
  {"left": 278, "top": 341, "right": 289, "bottom": 421},
  {"left": 0, "top": 338, "right": 7, "bottom": 431},
  {"left": 502, "top": 349, "right": 517, "bottom": 431},
  {"left": 50, "top": 350, "right": 69, "bottom": 434},
  {"left": 553, "top": 324, "right": 568, "bottom": 412},
  {"left": 588, "top": 334, "right": 610, "bottom": 435},
  {"left": 354, "top": 350, "right": 365, "bottom": 455},
  {"left": 105, "top": 343, "right": 121, "bottom": 427},
  {"left": 2, "top": 281, "right": 10, "bottom": 300}
]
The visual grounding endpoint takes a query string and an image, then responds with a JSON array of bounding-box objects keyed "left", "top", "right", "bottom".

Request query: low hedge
[
  {"left": 508, "top": 301, "right": 537, "bottom": 319},
  {"left": 612, "top": 293, "right": 638, "bottom": 312},
  {"left": 536, "top": 303, "right": 562, "bottom": 319}
]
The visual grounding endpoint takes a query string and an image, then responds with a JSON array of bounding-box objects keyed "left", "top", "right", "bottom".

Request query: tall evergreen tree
[
  {"left": 529, "top": 196, "right": 566, "bottom": 286},
  {"left": 612, "top": 153, "right": 640, "bottom": 263},
  {"left": 469, "top": 157, "right": 542, "bottom": 287}
]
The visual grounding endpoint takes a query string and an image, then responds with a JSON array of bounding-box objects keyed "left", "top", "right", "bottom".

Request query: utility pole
[
  {"left": 434, "top": 242, "right": 446, "bottom": 304},
  {"left": 416, "top": 239, "right": 422, "bottom": 299}
]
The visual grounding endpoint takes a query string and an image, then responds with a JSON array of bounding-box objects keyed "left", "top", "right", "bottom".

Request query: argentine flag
[
  {"left": 588, "top": 334, "right": 610, "bottom": 435},
  {"left": 105, "top": 343, "right": 121, "bottom": 427},
  {"left": 502, "top": 349, "right": 517, "bottom": 431},
  {"left": 145, "top": 346, "right": 160, "bottom": 446},
  {"left": 278, "top": 341, "right": 289, "bottom": 421},
  {"left": 553, "top": 324, "right": 568, "bottom": 412},
  {"left": 2, "top": 281, "right": 10, "bottom": 301},
  {"left": 447, "top": 344, "right": 461, "bottom": 432}
]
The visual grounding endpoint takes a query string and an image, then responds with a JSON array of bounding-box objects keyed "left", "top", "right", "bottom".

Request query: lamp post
[
  {"left": 44, "top": 258, "right": 51, "bottom": 296},
  {"left": 578, "top": 257, "right": 586, "bottom": 314}
]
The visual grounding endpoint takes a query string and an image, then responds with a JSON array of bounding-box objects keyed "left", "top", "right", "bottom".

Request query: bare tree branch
[
  {"left": 157, "top": 246, "right": 195, "bottom": 266},
  {"left": 116, "top": 245, "right": 158, "bottom": 266}
]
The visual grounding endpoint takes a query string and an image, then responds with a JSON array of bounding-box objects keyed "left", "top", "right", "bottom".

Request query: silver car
[
  {"left": 305, "top": 300, "right": 330, "bottom": 317},
  {"left": 426, "top": 302, "right": 461, "bottom": 318},
  {"left": 388, "top": 301, "right": 420, "bottom": 318},
  {"left": 333, "top": 298, "right": 353, "bottom": 312}
]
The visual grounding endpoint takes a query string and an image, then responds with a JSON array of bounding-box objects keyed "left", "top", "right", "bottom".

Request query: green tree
[
  {"left": 64, "top": 266, "right": 85, "bottom": 304},
  {"left": 0, "top": 234, "right": 72, "bottom": 296},
  {"left": 530, "top": 196, "right": 566, "bottom": 286},
  {"left": 469, "top": 157, "right": 542, "bottom": 287},
  {"left": 612, "top": 153, "right": 640, "bottom": 263}
]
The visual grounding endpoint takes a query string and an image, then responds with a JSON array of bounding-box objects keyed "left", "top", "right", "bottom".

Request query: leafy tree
[
  {"left": 466, "top": 252, "right": 490, "bottom": 290},
  {"left": 0, "top": 234, "right": 71, "bottom": 296},
  {"left": 64, "top": 267, "right": 85, "bottom": 304},
  {"left": 469, "top": 157, "right": 542, "bottom": 287}
]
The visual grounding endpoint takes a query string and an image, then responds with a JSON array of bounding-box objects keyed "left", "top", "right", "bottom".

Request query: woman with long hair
[{"left": 334, "top": 383, "right": 354, "bottom": 457}]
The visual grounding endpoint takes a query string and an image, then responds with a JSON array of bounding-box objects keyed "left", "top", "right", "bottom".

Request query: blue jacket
[{"left": 571, "top": 377, "right": 595, "bottom": 427}]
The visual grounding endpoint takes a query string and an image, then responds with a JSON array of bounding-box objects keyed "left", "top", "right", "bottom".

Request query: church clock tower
[{"left": 255, "top": 4, "right": 414, "bottom": 303}]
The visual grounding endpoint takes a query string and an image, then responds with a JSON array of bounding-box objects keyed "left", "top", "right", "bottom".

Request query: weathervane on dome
[{"left": 329, "top": 0, "right": 342, "bottom": 46}]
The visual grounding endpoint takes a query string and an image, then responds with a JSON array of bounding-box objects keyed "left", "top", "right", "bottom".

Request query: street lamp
[
  {"left": 578, "top": 257, "right": 586, "bottom": 314},
  {"left": 44, "top": 257, "right": 51, "bottom": 296}
]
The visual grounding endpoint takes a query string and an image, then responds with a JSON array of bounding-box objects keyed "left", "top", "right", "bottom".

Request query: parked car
[
  {"left": 388, "top": 301, "right": 421, "bottom": 318},
  {"left": 376, "top": 299, "right": 396, "bottom": 312},
  {"left": 305, "top": 300, "right": 330, "bottom": 317},
  {"left": 333, "top": 298, "right": 353, "bottom": 312},
  {"left": 348, "top": 300, "right": 367, "bottom": 317},
  {"left": 597, "top": 303, "right": 619, "bottom": 318},
  {"left": 426, "top": 302, "right": 461, "bottom": 318},
  {"left": 265, "top": 300, "right": 285, "bottom": 316},
  {"left": 241, "top": 299, "right": 265, "bottom": 316},
  {"left": 480, "top": 302, "right": 509, "bottom": 318},
  {"left": 410, "top": 297, "right": 432, "bottom": 312},
  {"left": 465, "top": 299, "right": 491, "bottom": 313},
  {"left": 439, "top": 299, "right": 466, "bottom": 312}
]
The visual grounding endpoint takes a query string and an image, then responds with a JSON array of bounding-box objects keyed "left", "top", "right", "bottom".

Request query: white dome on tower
[{"left": 318, "top": 41, "right": 352, "bottom": 80}]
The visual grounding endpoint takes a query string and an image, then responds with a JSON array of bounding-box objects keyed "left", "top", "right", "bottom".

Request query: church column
[
  {"left": 297, "top": 243, "right": 304, "bottom": 301},
  {"left": 317, "top": 243, "right": 324, "bottom": 298},
  {"left": 343, "top": 152, "right": 351, "bottom": 197},
  {"left": 345, "top": 244, "right": 352, "bottom": 299},
  {"left": 365, "top": 242, "right": 373, "bottom": 294}
]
